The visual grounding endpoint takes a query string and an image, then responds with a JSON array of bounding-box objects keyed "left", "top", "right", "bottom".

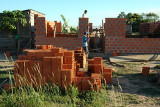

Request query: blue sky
[{"left": 0, "top": 0, "right": 160, "bottom": 26}]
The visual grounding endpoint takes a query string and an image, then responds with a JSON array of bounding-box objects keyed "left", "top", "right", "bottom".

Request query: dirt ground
[
  {"left": 102, "top": 60, "right": 160, "bottom": 106},
  {"left": 0, "top": 53, "right": 160, "bottom": 106}
]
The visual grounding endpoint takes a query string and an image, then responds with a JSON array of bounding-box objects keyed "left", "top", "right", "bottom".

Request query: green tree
[
  {"left": 141, "top": 12, "right": 159, "bottom": 23},
  {"left": 117, "top": 12, "right": 126, "bottom": 18},
  {"left": 124, "top": 13, "right": 142, "bottom": 32},
  {"left": 118, "top": 12, "right": 160, "bottom": 32},
  {"left": 146, "top": 12, "right": 159, "bottom": 20},
  {"left": 0, "top": 10, "right": 27, "bottom": 36}
]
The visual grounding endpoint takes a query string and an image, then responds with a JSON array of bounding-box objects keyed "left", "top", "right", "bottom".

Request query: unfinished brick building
[{"left": 13, "top": 12, "right": 160, "bottom": 91}]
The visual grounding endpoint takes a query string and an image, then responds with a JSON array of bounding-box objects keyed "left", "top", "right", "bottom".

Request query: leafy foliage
[
  {"left": 60, "top": 14, "right": 69, "bottom": 34},
  {"left": 117, "top": 12, "right": 126, "bottom": 18},
  {"left": 0, "top": 10, "right": 27, "bottom": 35},
  {"left": 117, "top": 12, "right": 160, "bottom": 32},
  {"left": 70, "top": 26, "right": 78, "bottom": 33},
  {"left": 60, "top": 14, "right": 78, "bottom": 34}
]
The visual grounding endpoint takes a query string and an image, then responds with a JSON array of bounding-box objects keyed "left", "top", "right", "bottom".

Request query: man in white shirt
[{"left": 82, "top": 10, "right": 87, "bottom": 18}]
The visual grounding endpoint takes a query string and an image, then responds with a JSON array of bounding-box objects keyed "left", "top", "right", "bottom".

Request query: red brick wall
[
  {"left": 34, "top": 15, "right": 89, "bottom": 50},
  {"left": 105, "top": 18, "right": 160, "bottom": 53},
  {"left": 139, "top": 22, "right": 160, "bottom": 35}
]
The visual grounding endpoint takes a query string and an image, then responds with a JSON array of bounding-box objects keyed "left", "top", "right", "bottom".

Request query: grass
[
  {"left": 0, "top": 57, "right": 160, "bottom": 106},
  {"left": 0, "top": 69, "right": 143, "bottom": 107},
  {"left": 0, "top": 81, "right": 124, "bottom": 106},
  {"left": 154, "top": 65, "right": 160, "bottom": 69}
]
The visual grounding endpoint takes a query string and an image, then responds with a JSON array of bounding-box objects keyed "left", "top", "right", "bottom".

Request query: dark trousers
[{"left": 83, "top": 46, "right": 89, "bottom": 58}]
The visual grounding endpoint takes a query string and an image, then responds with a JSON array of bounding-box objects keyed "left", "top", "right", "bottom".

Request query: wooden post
[
  {"left": 17, "top": 39, "right": 20, "bottom": 56},
  {"left": 153, "top": 19, "right": 156, "bottom": 37}
]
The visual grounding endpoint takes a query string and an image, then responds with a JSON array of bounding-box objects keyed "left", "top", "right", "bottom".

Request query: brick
[
  {"left": 76, "top": 71, "right": 85, "bottom": 77},
  {"left": 91, "top": 73, "right": 101, "bottom": 80},
  {"left": 42, "top": 45, "right": 47, "bottom": 50},
  {"left": 54, "top": 53, "right": 64, "bottom": 56},
  {"left": 45, "top": 51, "right": 53, "bottom": 56},
  {"left": 64, "top": 51, "right": 74, "bottom": 56},
  {"left": 42, "top": 57, "right": 52, "bottom": 76},
  {"left": 76, "top": 63, "right": 80, "bottom": 72},
  {"left": 63, "top": 56, "right": 74, "bottom": 64},
  {"left": 19, "top": 60, "right": 25, "bottom": 76},
  {"left": 63, "top": 64, "right": 73, "bottom": 69},
  {"left": 103, "top": 68, "right": 112, "bottom": 84},
  {"left": 18, "top": 55, "right": 27, "bottom": 60},
  {"left": 61, "top": 69, "right": 74, "bottom": 89},
  {"left": 76, "top": 47, "right": 82, "bottom": 51},
  {"left": 72, "top": 77, "right": 83, "bottom": 91},
  {"left": 52, "top": 56, "right": 63, "bottom": 85},
  {"left": 14, "top": 60, "right": 20, "bottom": 87},
  {"left": 142, "top": 67, "right": 150, "bottom": 76},
  {"left": 6, "top": 52, "right": 11, "bottom": 58},
  {"left": 94, "top": 64, "right": 103, "bottom": 74},
  {"left": 51, "top": 48, "right": 62, "bottom": 53},
  {"left": 91, "top": 73, "right": 101, "bottom": 91},
  {"left": 94, "top": 57, "right": 102, "bottom": 64},
  {"left": 88, "top": 59, "right": 94, "bottom": 64},
  {"left": 81, "top": 77, "right": 93, "bottom": 91},
  {"left": 4, "top": 84, "right": 11, "bottom": 91}
]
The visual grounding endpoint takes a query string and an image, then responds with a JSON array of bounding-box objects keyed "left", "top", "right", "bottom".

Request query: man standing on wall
[
  {"left": 82, "top": 31, "right": 90, "bottom": 59},
  {"left": 82, "top": 10, "right": 87, "bottom": 18}
]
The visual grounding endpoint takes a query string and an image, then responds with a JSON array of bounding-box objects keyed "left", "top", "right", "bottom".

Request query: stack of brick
[
  {"left": 14, "top": 46, "right": 104, "bottom": 91},
  {"left": 74, "top": 47, "right": 86, "bottom": 68},
  {"left": 14, "top": 45, "right": 112, "bottom": 91},
  {"left": 15, "top": 47, "right": 75, "bottom": 87},
  {"left": 73, "top": 74, "right": 101, "bottom": 92},
  {"left": 88, "top": 57, "right": 112, "bottom": 84}
]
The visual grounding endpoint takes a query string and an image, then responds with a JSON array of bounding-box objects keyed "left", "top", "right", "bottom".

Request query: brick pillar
[
  {"left": 78, "top": 18, "right": 89, "bottom": 37},
  {"left": 34, "top": 14, "right": 47, "bottom": 37}
]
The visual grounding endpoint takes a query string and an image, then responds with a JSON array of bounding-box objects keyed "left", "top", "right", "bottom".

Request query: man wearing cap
[{"left": 82, "top": 31, "right": 90, "bottom": 59}]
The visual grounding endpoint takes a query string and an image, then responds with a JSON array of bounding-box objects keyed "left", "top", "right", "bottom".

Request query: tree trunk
[{"left": 17, "top": 22, "right": 20, "bottom": 55}]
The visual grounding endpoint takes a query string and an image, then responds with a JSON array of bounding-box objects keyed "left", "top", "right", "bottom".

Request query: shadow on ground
[{"left": 112, "top": 73, "right": 160, "bottom": 97}]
